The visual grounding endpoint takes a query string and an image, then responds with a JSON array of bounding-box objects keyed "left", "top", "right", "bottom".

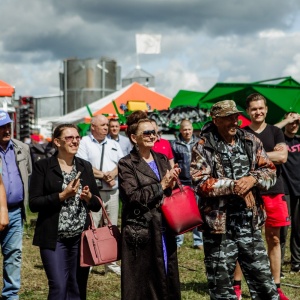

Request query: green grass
[{"left": 1, "top": 214, "right": 300, "bottom": 299}]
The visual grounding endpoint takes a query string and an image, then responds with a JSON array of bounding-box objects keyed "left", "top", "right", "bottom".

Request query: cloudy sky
[{"left": 1, "top": 0, "right": 300, "bottom": 100}]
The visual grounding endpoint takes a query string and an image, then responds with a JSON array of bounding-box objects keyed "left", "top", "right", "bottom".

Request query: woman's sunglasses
[
  {"left": 141, "top": 130, "right": 156, "bottom": 137},
  {"left": 58, "top": 136, "right": 81, "bottom": 143}
]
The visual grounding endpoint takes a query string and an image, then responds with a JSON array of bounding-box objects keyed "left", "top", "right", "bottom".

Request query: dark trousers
[
  {"left": 279, "top": 195, "right": 300, "bottom": 269},
  {"left": 289, "top": 196, "right": 300, "bottom": 267},
  {"left": 203, "top": 227, "right": 278, "bottom": 300},
  {"left": 280, "top": 195, "right": 290, "bottom": 267},
  {"left": 40, "top": 235, "right": 90, "bottom": 300}
]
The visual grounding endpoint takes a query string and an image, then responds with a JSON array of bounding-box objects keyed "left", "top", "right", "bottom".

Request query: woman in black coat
[
  {"left": 118, "top": 118, "right": 181, "bottom": 300},
  {"left": 29, "top": 124, "right": 101, "bottom": 300}
]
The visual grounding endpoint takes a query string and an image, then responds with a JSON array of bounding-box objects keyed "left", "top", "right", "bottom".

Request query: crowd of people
[{"left": 0, "top": 93, "right": 299, "bottom": 299}]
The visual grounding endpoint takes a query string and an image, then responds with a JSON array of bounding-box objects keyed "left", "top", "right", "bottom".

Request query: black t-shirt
[
  {"left": 244, "top": 124, "right": 285, "bottom": 195},
  {"left": 282, "top": 134, "right": 300, "bottom": 196}
]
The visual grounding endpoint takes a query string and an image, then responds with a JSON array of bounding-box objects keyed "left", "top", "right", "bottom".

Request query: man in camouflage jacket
[{"left": 191, "top": 100, "right": 279, "bottom": 300}]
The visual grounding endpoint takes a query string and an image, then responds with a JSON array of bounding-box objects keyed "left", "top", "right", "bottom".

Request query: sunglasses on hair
[
  {"left": 58, "top": 136, "right": 81, "bottom": 143},
  {"left": 142, "top": 130, "right": 156, "bottom": 137}
]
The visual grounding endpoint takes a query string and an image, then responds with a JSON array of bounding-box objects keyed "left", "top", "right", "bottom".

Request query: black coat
[
  {"left": 29, "top": 155, "right": 101, "bottom": 249},
  {"left": 118, "top": 147, "right": 181, "bottom": 300}
]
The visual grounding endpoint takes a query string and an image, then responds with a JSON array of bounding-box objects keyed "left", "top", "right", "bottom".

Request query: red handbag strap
[{"left": 88, "top": 196, "right": 113, "bottom": 228}]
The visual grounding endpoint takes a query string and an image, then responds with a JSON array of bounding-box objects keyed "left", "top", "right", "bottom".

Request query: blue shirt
[
  {"left": 107, "top": 134, "right": 132, "bottom": 157},
  {"left": 0, "top": 140, "right": 23, "bottom": 207}
]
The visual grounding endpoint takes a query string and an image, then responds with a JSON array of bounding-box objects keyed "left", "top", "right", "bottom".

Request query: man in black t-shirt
[
  {"left": 275, "top": 112, "right": 300, "bottom": 273},
  {"left": 233, "top": 93, "right": 290, "bottom": 300}
]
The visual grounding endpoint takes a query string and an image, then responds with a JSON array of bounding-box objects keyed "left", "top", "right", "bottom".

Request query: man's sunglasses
[
  {"left": 141, "top": 130, "right": 156, "bottom": 137},
  {"left": 58, "top": 136, "right": 81, "bottom": 143}
]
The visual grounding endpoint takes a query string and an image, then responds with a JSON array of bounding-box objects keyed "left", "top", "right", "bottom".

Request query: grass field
[{"left": 1, "top": 214, "right": 300, "bottom": 299}]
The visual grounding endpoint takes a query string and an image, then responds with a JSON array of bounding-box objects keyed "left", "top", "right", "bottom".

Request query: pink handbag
[
  {"left": 161, "top": 180, "right": 203, "bottom": 235},
  {"left": 80, "top": 196, "right": 121, "bottom": 267}
]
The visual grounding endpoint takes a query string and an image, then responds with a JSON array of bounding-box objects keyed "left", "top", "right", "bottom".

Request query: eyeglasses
[
  {"left": 141, "top": 130, "right": 156, "bottom": 137},
  {"left": 58, "top": 136, "right": 80, "bottom": 143}
]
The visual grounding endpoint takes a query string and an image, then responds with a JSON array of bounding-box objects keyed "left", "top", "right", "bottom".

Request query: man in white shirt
[{"left": 77, "top": 115, "right": 123, "bottom": 275}]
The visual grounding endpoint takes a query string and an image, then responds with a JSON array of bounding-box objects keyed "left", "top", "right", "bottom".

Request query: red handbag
[
  {"left": 80, "top": 196, "right": 121, "bottom": 267},
  {"left": 161, "top": 179, "right": 203, "bottom": 235}
]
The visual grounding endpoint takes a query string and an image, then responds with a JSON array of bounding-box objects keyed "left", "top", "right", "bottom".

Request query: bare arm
[
  {"left": 168, "top": 158, "right": 174, "bottom": 168},
  {"left": 274, "top": 113, "right": 300, "bottom": 129},
  {"left": 93, "top": 166, "right": 118, "bottom": 187},
  {"left": 0, "top": 175, "right": 9, "bottom": 231},
  {"left": 92, "top": 167, "right": 105, "bottom": 179},
  {"left": 104, "top": 167, "right": 118, "bottom": 180},
  {"left": 267, "top": 143, "right": 288, "bottom": 164}
]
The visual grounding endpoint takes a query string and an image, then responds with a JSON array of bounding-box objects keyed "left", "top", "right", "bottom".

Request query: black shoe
[{"left": 291, "top": 266, "right": 300, "bottom": 273}]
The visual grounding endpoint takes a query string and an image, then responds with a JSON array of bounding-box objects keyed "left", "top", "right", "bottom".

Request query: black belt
[{"left": 8, "top": 202, "right": 22, "bottom": 210}]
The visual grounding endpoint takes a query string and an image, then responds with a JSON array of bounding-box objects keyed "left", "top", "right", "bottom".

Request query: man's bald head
[{"left": 91, "top": 115, "right": 109, "bottom": 142}]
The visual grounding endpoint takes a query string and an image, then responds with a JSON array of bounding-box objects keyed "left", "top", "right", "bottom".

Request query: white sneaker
[{"left": 105, "top": 263, "right": 121, "bottom": 276}]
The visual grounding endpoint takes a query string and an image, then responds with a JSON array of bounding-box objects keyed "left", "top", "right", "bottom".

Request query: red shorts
[{"left": 262, "top": 194, "right": 290, "bottom": 227}]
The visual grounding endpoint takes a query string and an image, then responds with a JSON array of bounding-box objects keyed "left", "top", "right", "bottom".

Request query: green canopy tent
[
  {"left": 171, "top": 90, "right": 206, "bottom": 108},
  {"left": 199, "top": 76, "right": 300, "bottom": 124}
]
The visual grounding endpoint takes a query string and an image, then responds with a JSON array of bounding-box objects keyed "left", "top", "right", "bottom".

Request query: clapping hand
[
  {"left": 80, "top": 185, "right": 92, "bottom": 203},
  {"left": 169, "top": 163, "right": 181, "bottom": 182},
  {"left": 161, "top": 164, "right": 181, "bottom": 190}
]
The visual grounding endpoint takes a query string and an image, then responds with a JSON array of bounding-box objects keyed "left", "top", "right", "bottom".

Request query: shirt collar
[
  {"left": 179, "top": 134, "right": 194, "bottom": 145},
  {"left": 0, "top": 140, "right": 13, "bottom": 153},
  {"left": 107, "top": 134, "right": 119, "bottom": 142},
  {"left": 90, "top": 134, "right": 107, "bottom": 145}
]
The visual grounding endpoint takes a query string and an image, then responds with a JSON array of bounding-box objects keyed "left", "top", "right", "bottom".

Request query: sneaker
[
  {"left": 233, "top": 285, "right": 242, "bottom": 300},
  {"left": 277, "top": 288, "right": 289, "bottom": 300},
  {"left": 280, "top": 272, "right": 285, "bottom": 279},
  {"left": 105, "top": 263, "right": 121, "bottom": 276}
]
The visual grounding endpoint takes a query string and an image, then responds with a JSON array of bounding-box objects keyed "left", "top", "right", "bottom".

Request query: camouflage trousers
[{"left": 203, "top": 227, "right": 279, "bottom": 300}]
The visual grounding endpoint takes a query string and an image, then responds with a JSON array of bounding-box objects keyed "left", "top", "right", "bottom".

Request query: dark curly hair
[
  {"left": 126, "top": 110, "right": 148, "bottom": 140},
  {"left": 127, "top": 118, "right": 152, "bottom": 144}
]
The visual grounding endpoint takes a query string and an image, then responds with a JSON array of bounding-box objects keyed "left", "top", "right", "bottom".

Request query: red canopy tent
[{"left": 0, "top": 80, "right": 15, "bottom": 97}]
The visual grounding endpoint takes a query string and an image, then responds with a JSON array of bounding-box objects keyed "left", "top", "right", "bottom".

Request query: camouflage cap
[{"left": 210, "top": 100, "right": 242, "bottom": 118}]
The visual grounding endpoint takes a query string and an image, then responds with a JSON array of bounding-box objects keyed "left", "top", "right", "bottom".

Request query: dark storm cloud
[
  {"left": 52, "top": 0, "right": 299, "bottom": 34},
  {"left": 2, "top": 0, "right": 300, "bottom": 98},
  {"left": 2, "top": 0, "right": 300, "bottom": 64}
]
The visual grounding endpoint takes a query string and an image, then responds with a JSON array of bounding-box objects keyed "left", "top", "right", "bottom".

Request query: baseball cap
[
  {"left": 0, "top": 111, "right": 12, "bottom": 127},
  {"left": 210, "top": 100, "right": 242, "bottom": 118}
]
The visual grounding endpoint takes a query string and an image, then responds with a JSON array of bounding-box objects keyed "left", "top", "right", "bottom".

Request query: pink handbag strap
[
  {"left": 176, "top": 178, "right": 183, "bottom": 192},
  {"left": 88, "top": 195, "right": 113, "bottom": 228}
]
